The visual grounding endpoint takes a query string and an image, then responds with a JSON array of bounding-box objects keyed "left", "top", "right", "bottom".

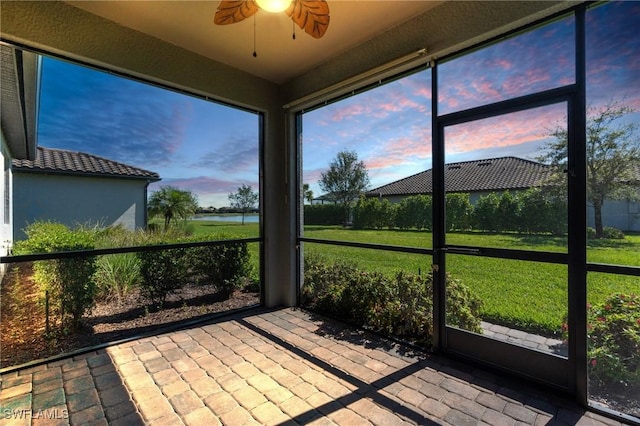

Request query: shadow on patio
[{"left": 0, "top": 307, "right": 625, "bottom": 425}]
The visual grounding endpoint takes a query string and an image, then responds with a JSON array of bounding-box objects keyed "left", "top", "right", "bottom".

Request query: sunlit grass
[
  {"left": 300, "top": 226, "right": 639, "bottom": 335},
  {"left": 303, "top": 226, "right": 640, "bottom": 266},
  {"left": 185, "top": 222, "right": 638, "bottom": 334},
  {"left": 188, "top": 220, "right": 260, "bottom": 239}
]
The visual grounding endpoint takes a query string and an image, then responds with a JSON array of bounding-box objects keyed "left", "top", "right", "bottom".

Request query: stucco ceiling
[{"left": 66, "top": 1, "right": 441, "bottom": 85}]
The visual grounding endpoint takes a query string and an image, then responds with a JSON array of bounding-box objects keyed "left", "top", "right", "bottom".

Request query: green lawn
[
  {"left": 188, "top": 220, "right": 260, "bottom": 239},
  {"left": 187, "top": 221, "right": 639, "bottom": 335}
]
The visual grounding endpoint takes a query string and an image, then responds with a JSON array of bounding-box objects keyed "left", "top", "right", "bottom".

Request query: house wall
[
  {"left": 0, "top": 133, "right": 14, "bottom": 277},
  {"left": 590, "top": 199, "right": 640, "bottom": 232},
  {"left": 13, "top": 173, "right": 148, "bottom": 240}
]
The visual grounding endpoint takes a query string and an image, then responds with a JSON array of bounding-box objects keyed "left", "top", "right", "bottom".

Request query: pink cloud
[
  {"left": 471, "top": 80, "right": 501, "bottom": 100},
  {"left": 414, "top": 86, "right": 431, "bottom": 98},
  {"left": 151, "top": 176, "right": 258, "bottom": 198},
  {"left": 445, "top": 105, "right": 563, "bottom": 154},
  {"left": 490, "top": 58, "right": 513, "bottom": 70},
  {"left": 330, "top": 103, "right": 366, "bottom": 121},
  {"left": 326, "top": 86, "right": 429, "bottom": 123},
  {"left": 302, "top": 168, "right": 324, "bottom": 185},
  {"left": 364, "top": 126, "right": 432, "bottom": 171}
]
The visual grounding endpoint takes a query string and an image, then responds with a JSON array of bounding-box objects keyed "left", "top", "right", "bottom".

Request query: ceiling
[{"left": 66, "top": 1, "right": 441, "bottom": 85}]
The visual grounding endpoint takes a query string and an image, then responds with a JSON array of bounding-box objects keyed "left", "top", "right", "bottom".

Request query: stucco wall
[
  {"left": 13, "top": 173, "right": 149, "bottom": 240},
  {"left": 589, "top": 199, "right": 640, "bottom": 232},
  {"left": 0, "top": 133, "right": 14, "bottom": 277}
]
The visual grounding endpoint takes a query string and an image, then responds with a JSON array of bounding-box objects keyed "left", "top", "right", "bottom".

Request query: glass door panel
[
  {"left": 441, "top": 101, "right": 572, "bottom": 390},
  {"left": 443, "top": 103, "right": 568, "bottom": 251},
  {"left": 446, "top": 255, "right": 568, "bottom": 357}
]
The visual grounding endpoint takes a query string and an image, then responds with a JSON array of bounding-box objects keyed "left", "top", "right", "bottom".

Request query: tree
[
  {"left": 148, "top": 186, "right": 199, "bottom": 231},
  {"left": 319, "top": 150, "right": 370, "bottom": 225},
  {"left": 303, "top": 183, "right": 314, "bottom": 204},
  {"left": 229, "top": 184, "right": 259, "bottom": 225},
  {"left": 540, "top": 100, "right": 640, "bottom": 238}
]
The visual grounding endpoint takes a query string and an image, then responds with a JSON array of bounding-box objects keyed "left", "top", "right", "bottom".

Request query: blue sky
[
  {"left": 37, "top": 2, "right": 639, "bottom": 206},
  {"left": 38, "top": 60, "right": 260, "bottom": 208},
  {"left": 303, "top": 2, "right": 640, "bottom": 197}
]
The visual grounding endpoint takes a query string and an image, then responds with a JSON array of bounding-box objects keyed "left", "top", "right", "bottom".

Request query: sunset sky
[{"left": 36, "top": 2, "right": 639, "bottom": 207}]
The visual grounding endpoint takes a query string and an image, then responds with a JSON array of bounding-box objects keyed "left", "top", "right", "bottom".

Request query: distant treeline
[{"left": 304, "top": 188, "right": 567, "bottom": 235}]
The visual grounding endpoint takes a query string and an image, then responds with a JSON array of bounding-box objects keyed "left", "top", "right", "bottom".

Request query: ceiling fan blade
[
  {"left": 214, "top": 1, "right": 259, "bottom": 25},
  {"left": 287, "top": 0, "right": 330, "bottom": 39}
]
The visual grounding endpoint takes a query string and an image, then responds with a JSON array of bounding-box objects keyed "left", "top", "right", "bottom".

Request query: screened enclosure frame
[
  {"left": 294, "top": 4, "right": 639, "bottom": 422},
  {"left": 0, "top": 44, "right": 267, "bottom": 304}
]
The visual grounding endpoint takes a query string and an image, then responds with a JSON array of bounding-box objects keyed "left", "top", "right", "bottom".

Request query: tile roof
[
  {"left": 367, "top": 157, "right": 554, "bottom": 197},
  {"left": 12, "top": 147, "right": 161, "bottom": 181}
]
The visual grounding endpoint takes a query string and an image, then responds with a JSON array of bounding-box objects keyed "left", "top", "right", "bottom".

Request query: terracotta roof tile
[
  {"left": 12, "top": 147, "right": 160, "bottom": 181},
  {"left": 367, "top": 157, "right": 554, "bottom": 197}
]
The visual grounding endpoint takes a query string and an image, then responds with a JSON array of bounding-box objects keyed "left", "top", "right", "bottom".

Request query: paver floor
[{"left": 0, "top": 307, "right": 631, "bottom": 425}]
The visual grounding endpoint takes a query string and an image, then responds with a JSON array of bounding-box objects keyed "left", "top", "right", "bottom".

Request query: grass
[
  {"left": 185, "top": 221, "right": 638, "bottom": 335},
  {"left": 302, "top": 226, "right": 640, "bottom": 335}
]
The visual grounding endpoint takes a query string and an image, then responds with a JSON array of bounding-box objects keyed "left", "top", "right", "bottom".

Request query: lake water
[{"left": 191, "top": 215, "right": 260, "bottom": 223}]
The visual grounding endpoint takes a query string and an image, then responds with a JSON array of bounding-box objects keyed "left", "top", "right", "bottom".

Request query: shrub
[
  {"left": 304, "top": 204, "right": 344, "bottom": 225},
  {"left": 602, "top": 227, "right": 625, "bottom": 240},
  {"left": 586, "top": 293, "right": 640, "bottom": 388},
  {"left": 302, "top": 255, "right": 358, "bottom": 316},
  {"left": 302, "top": 254, "right": 482, "bottom": 345},
  {"left": 497, "top": 191, "right": 520, "bottom": 232},
  {"left": 136, "top": 231, "right": 191, "bottom": 306},
  {"left": 394, "top": 195, "right": 432, "bottom": 230},
  {"left": 137, "top": 245, "right": 188, "bottom": 307},
  {"left": 353, "top": 197, "right": 393, "bottom": 229},
  {"left": 587, "top": 226, "right": 625, "bottom": 240},
  {"left": 472, "top": 193, "right": 500, "bottom": 232},
  {"left": 94, "top": 253, "right": 141, "bottom": 302},
  {"left": 518, "top": 188, "right": 567, "bottom": 235},
  {"left": 446, "top": 193, "right": 473, "bottom": 231},
  {"left": 185, "top": 236, "right": 250, "bottom": 297},
  {"left": 14, "top": 221, "right": 97, "bottom": 330},
  {"left": 93, "top": 225, "right": 145, "bottom": 302},
  {"left": 137, "top": 232, "right": 252, "bottom": 305}
]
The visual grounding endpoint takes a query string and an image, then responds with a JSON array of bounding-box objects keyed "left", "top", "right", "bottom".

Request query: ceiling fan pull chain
[
  {"left": 253, "top": 15, "right": 257, "bottom": 57},
  {"left": 292, "top": 21, "right": 296, "bottom": 40}
]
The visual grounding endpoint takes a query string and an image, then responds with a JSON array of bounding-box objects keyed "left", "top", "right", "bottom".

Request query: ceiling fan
[{"left": 214, "top": 0, "right": 330, "bottom": 39}]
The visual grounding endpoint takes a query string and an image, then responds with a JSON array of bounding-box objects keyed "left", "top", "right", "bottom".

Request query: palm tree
[
  {"left": 148, "top": 186, "right": 198, "bottom": 230},
  {"left": 303, "top": 183, "right": 314, "bottom": 204}
]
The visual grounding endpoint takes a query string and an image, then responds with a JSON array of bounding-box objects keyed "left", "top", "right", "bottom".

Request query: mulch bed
[{"left": 0, "top": 263, "right": 259, "bottom": 369}]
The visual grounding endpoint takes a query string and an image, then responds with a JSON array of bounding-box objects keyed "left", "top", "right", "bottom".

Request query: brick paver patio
[{"left": 0, "top": 307, "right": 630, "bottom": 425}]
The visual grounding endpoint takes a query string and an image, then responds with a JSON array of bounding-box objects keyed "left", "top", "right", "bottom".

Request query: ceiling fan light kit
[
  {"left": 214, "top": 0, "right": 331, "bottom": 56},
  {"left": 255, "top": 0, "right": 292, "bottom": 13}
]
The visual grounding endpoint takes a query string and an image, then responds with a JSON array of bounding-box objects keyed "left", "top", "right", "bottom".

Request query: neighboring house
[
  {"left": 0, "top": 45, "right": 40, "bottom": 277},
  {"left": 12, "top": 147, "right": 161, "bottom": 240},
  {"left": 311, "top": 193, "right": 338, "bottom": 205},
  {"left": 366, "top": 156, "right": 640, "bottom": 232},
  {"left": 596, "top": 164, "right": 640, "bottom": 232}
]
